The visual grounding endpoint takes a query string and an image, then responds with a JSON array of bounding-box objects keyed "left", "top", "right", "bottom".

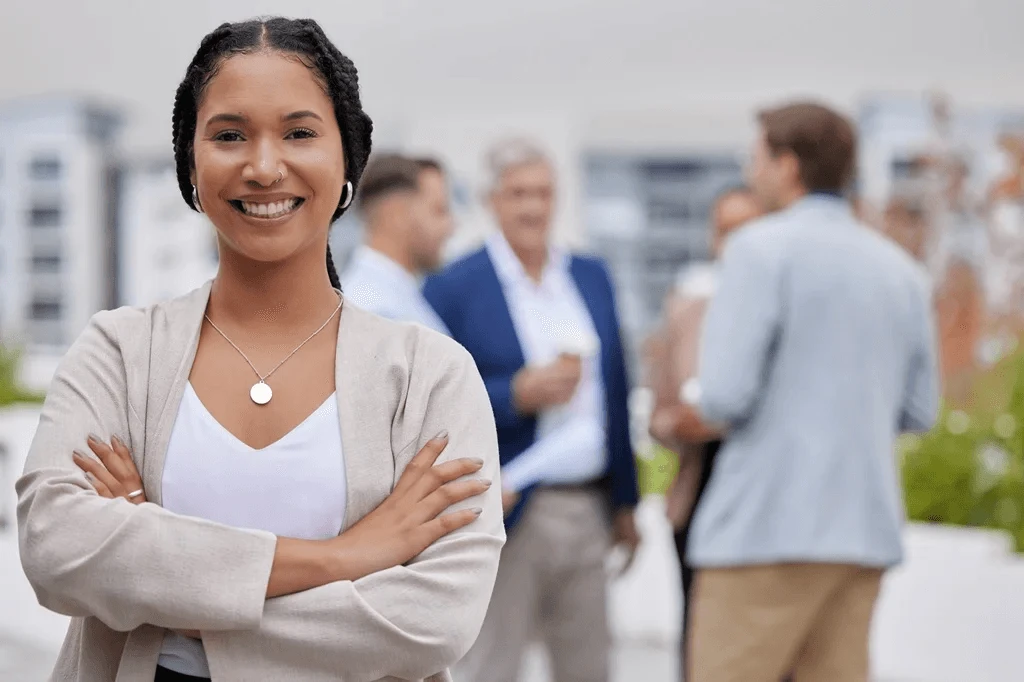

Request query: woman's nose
[{"left": 242, "top": 138, "right": 284, "bottom": 187}]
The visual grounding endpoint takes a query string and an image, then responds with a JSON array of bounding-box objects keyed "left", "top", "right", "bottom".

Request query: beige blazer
[{"left": 16, "top": 282, "right": 505, "bottom": 682}]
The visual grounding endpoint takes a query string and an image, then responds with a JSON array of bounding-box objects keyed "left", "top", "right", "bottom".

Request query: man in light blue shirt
[
  {"left": 672, "top": 103, "right": 939, "bottom": 682},
  {"left": 341, "top": 154, "right": 452, "bottom": 334}
]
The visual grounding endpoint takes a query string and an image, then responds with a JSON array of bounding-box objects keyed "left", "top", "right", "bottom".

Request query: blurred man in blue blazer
[{"left": 425, "top": 139, "right": 639, "bottom": 682}]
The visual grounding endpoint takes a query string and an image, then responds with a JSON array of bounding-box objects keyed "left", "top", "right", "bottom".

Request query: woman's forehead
[{"left": 199, "top": 51, "right": 332, "bottom": 118}]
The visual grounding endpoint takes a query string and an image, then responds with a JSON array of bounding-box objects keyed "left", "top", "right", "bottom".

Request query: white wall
[{"left": 4, "top": 1, "right": 1024, "bottom": 154}]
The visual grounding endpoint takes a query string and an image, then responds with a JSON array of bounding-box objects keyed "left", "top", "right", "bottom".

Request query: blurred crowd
[{"left": 340, "top": 98, "right": 957, "bottom": 681}]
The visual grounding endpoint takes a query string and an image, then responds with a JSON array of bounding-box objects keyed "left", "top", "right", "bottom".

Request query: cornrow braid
[
  {"left": 170, "top": 17, "right": 374, "bottom": 289},
  {"left": 171, "top": 22, "right": 236, "bottom": 212}
]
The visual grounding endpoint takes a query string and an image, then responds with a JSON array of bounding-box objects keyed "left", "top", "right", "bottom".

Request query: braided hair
[{"left": 171, "top": 17, "right": 374, "bottom": 288}]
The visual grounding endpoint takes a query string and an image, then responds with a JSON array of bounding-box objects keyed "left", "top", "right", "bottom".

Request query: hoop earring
[
  {"left": 339, "top": 181, "right": 354, "bottom": 210},
  {"left": 192, "top": 185, "right": 204, "bottom": 213}
]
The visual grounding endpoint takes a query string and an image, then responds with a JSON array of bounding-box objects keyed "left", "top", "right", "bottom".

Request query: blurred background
[{"left": 3, "top": 1, "right": 1024, "bottom": 680}]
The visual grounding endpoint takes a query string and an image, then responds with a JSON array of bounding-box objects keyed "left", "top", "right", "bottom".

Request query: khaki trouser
[
  {"left": 688, "top": 563, "right": 883, "bottom": 682},
  {"left": 453, "top": 488, "right": 611, "bottom": 682}
]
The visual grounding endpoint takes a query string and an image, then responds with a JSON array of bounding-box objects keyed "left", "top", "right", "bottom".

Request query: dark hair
[
  {"left": 171, "top": 17, "right": 374, "bottom": 288},
  {"left": 356, "top": 153, "right": 421, "bottom": 213},
  {"left": 758, "top": 102, "right": 856, "bottom": 194},
  {"left": 412, "top": 157, "right": 444, "bottom": 174}
]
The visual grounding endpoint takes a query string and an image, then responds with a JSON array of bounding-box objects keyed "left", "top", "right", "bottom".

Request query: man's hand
[
  {"left": 612, "top": 508, "right": 641, "bottom": 575},
  {"left": 501, "top": 489, "right": 520, "bottom": 517},
  {"left": 665, "top": 402, "right": 723, "bottom": 443},
  {"left": 512, "top": 354, "right": 582, "bottom": 414}
]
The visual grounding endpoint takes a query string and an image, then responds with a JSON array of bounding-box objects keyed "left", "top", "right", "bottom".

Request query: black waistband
[{"left": 155, "top": 666, "right": 211, "bottom": 682}]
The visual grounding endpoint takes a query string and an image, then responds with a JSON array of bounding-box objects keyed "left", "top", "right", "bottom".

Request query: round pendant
[{"left": 250, "top": 381, "right": 273, "bottom": 405}]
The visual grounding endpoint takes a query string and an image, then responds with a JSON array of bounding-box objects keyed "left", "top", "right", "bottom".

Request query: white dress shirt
[
  {"left": 341, "top": 246, "right": 451, "bottom": 335},
  {"left": 485, "top": 232, "right": 607, "bottom": 492}
]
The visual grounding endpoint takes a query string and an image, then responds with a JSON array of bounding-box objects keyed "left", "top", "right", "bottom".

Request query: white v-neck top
[{"left": 158, "top": 383, "right": 346, "bottom": 677}]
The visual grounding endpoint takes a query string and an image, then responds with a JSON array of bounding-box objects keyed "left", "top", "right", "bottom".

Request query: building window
[
  {"left": 30, "top": 299, "right": 62, "bottom": 320},
  {"left": 31, "top": 253, "right": 62, "bottom": 273},
  {"left": 30, "top": 205, "right": 62, "bottom": 228},
  {"left": 29, "top": 156, "right": 62, "bottom": 180}
]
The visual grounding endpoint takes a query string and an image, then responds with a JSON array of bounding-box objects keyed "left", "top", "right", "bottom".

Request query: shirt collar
[
  {"left": 351, "top": 246, "right": 421, "bottom": 291},
  {"left": 789, "top": 192, "right": 852, "bottom": 218},
  {"left": 485, "top": 230, "right": 570, "bottom": 289}
]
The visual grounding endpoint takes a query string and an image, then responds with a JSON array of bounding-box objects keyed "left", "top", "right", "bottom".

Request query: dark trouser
[
  {"left": 155, "top": 666, "right": 210, "bottom": 682},
  {"left": 673, "top": 439, "right": 722, "bottom": 675}
]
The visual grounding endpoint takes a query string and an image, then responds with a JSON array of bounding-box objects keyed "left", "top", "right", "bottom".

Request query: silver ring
[{"left": 127, "top": 489, "right": 144, "bottom": 500}]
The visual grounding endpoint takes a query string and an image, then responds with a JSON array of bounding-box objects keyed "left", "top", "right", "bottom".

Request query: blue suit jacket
[{"left": 423, "top": 247, "right": 639, "bottom": 533}]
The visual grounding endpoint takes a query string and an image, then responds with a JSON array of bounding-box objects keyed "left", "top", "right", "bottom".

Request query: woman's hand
[
  {"left": 73, "top": 435, "right": 147, "bottom": 504},
  {"left": 328, "top": 432, "right": 490, "bottom": 581},
  {"left": 73, "top": 435, "right": 200, "bottom": 640}
]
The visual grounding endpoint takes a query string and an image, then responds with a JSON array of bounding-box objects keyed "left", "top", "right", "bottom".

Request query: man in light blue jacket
[{"left": 672, "top": 102, "right": 940, "bottom": 682}]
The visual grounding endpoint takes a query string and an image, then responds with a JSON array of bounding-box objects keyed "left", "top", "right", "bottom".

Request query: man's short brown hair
[
  {"left": 758, "top": 102, "right": 857, "bottom": 194},
  {"left": 357, "top": 153, "right": 421, "bottom": 213}
]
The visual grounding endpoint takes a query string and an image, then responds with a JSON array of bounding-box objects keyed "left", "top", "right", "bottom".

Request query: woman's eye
[
  {"left": 213, "top": 131, "right": 244, "bottom": 142},
  {"left": 287, "top": 128, "right": 318, "bottom": 140}
]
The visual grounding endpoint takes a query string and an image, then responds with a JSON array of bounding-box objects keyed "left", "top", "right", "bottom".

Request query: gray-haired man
[{"left": 425, "top": 139, "right": 640, "bottom": 682}]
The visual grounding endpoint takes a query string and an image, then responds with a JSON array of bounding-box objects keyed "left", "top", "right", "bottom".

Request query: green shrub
[
  {"left": 0, "top": 345, "right": 45, "bottom": 407},
  {"left": 902, "top": 348, "right": 1024, "bottom": 551},
  {"left": 637, "top": 443, "right": 679, "bottom": 497}
]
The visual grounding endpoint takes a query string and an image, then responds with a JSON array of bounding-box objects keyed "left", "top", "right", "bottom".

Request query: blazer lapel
[
  {"left": 141, "top": 281, "right": 212, "bottom": 505},
  {"left": 569, "top": 259, "right": 610, "bottom": 361},
  {"left": 334, "top": 302, "right": 399, "bottom": 531},
  {"left": 478, "top": 249, "right": 526, "bottom": 371}
]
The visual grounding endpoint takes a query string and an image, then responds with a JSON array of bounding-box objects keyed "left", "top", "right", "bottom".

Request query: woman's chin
[{"left": 219, "top": 235, "right": 318, "bottom": 267}]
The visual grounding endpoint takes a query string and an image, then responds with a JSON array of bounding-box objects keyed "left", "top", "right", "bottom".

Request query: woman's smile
[{"left": 228, "top": 194, "right": 306, "bottom": 222}]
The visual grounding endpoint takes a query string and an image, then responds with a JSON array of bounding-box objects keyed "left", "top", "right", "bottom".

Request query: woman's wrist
[
  {"left": 323, "top": 534, "right": 373, "bottom": 583},
  {"left": 267, "top": 537, "right": 340, "bottom": 598}
]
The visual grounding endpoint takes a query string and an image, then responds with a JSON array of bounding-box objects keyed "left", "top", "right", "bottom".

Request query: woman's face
[{"left": 192, "top": 51, "right": 345, "bottom": 264}]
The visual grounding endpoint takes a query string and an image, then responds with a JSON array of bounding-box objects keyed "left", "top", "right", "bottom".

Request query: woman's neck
[{"left": 208, "top": 244, "right": 340, "bottom": 334}]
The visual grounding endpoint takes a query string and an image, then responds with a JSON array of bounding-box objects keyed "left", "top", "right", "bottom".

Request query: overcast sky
[{"left": 3, "top": 0, "right": 1024, "bottom": 151}]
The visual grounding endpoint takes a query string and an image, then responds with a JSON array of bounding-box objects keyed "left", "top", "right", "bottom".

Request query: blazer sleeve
[
  {"left": 16, "top": 311, "right": 278, "bottom": 633},
  {"left": 482, "top": 373, "right": 532, "bottom": 431},
  {"left": 698, "top": 229, "right": 783, "bottom": 424},
  {"left": 202, "top": 342, "right": 506, "bottom": 682},
  {"left": 424, "top": 270, "right": 531, "bottom": 431}
]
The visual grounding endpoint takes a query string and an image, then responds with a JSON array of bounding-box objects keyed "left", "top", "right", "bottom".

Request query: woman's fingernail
[
  {"left": 72, "top": 451, "right": 84, "bottom": 460},
  {"left": 471, "top": 507, "right": 483, "bottom": 516},
  {"left": 87, "top": 434, "right": 101, "bottom": 444},
  {"left": 471, "top": 458, "right": 484, "bottom": 466},
  {"left": 482, "top": 480, "right": 493, "bottom": 488},
  {"left": 434, "top": 430, "right": 449, "bottom": 441},
  {"left": 111, "top": 435, "right": 123, "bottom": 447}
]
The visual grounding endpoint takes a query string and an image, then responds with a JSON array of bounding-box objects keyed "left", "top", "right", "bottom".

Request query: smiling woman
[{"left": 15, "top": 17, "right": 504, "bottom": 682}]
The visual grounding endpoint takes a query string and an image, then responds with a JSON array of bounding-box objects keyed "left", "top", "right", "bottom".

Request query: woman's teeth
[{"left": 239, "top": 198, "right": 300, "bottom": 218}]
